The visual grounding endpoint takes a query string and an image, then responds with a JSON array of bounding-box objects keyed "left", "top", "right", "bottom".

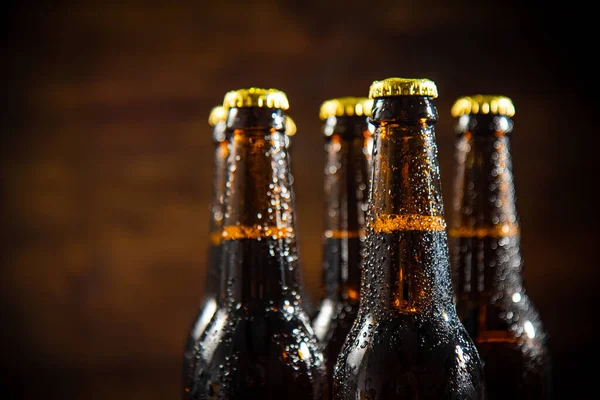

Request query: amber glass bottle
[
  {"left": 182, "top": 105, "right": 229, "bottom": 397},
  {"left": 333, "top": 78, "right": 486, "bottom": 399},
  {"left": 186, "top": 88, "right": 328, "bottom": 400},
  {"left": 285, "top": 115, "right": 317, "bottom": 318},
  {"left": 450, "top": 95, "right": 552, "bottom": 399},
  {"left": 311, "top": 97, "right": 372, "bottom": 389},
  {"left": 182, "top": 108, "right": 302, "bottom": 397}
]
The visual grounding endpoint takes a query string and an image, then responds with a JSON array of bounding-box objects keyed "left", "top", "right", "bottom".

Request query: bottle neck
[
  {"left": 322, "top": 116, "right": 370, "bottom": 300},
  {"left": 363, "top": 96, "right": 454, "bottom": 314},
  {"left": 204, "top": 138, "right": 229, "bottom": 297},
  {"left": 220, "top": 107, "right": 302, "bottom": 307},
  {"left": 450, "top": 114, "right": 524, "bottom": 294}
]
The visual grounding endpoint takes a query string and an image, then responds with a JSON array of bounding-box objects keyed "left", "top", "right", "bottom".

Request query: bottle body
[
  {"left": 311, "top": 109, "right": 371, "bottom": 389},
  {"left": 182, "top": 236, "right": 220, "bottom": 396},
  {"left": 334, "top": 231, "right": 486, "bottom": 399},
  {"left": 187, "top": 97, "right": 328, "bottom": 399},
  {"left": 333, "top": 86, "right": 486, "bottom": 399},
  {"left": 453, "top": 234, "right": 551, "bottom": 399},
  {"left": 450, "top": 103, "right": 552, "bottom": 399},
  {"left": 191, "top": 238, "right": 326, "bottom": 400},
  {"left": 311, "top": 235, "right": 362, "bottom": 380}
]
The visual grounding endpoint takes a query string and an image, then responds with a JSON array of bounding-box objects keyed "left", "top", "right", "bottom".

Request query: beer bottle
[
  {"left": 182, "top": 104, "right": 229, "bottom": 397},
  {"left": 449, "top": 95, "right": 552, "bottom": 399},
  {"left": 311, "top": 97, "right": 372, "bottom": 387},
  {"left": 333, "top": 78, "right": 486, "bottom": 399},
  {"left": 284, "top": 115, "right": 317, "bottom": 319},
  {"left": 187, "top": 88, "right": 328, "bottom": 399},
  {"left": 182, "top": 108, "right": 303, "bottom": 397}
]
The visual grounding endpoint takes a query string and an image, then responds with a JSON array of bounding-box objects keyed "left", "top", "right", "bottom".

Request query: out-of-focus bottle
[
  {"left": 186, "top": 87, "right": 328, "bottom": 399},
  {"left": 285, "top": 115, "right": 317, "bottom": 319},
  {"left": 333, "top": 78, "right": 486, "bottom": 399},
  {"left": 450, "top": 94, "right": 552, "bottom": 399},
  {"left": 182, "top": 105, "right": 229, "bottom": 397},
  {"left": 311, "top": 97, "right": 372, "bottom": 391},
  {"left": 182, "top": 109, "right": 304, "bottom": 398}
]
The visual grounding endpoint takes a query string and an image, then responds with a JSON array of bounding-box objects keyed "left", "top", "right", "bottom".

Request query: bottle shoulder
[
  {"left": 183, "top": 296, "right": 219, "bottom": 344},
  {"left": 338, "top": 311, "right": 481, "bottom": 360},
  {"left": 333, "top": 312, "right": 485, "bottom": 398},
  {"left": 195, "top": 305, "right": 322, "bottom": 351},
  {"left": 457, "top": 291, "right": 549, "bottom": 337},
  {"left": 312, "top": 297, "right": 360, "bottom": 343},
  {"left": 190, "top": 307, "right": 328, "bottom": 396}
]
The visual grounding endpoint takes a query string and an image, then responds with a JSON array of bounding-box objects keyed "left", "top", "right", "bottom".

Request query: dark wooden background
[{"left": 1, "top": 1, "right": 597, "bottom": 399}]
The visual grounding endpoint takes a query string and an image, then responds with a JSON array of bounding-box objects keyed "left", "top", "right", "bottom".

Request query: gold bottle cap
[
  {"left": 319, "top": 97, "right": 374, "bottom": 120},
  {"left": 208, "top": 105, "right": 228, "bottom": 127},
  {"left": 369, "top": 78, "right": 438, "bottom": 99},
  {"left": 451, "top": 95, "right": 515, "bottom": 117},
  {"left": 223, "top": 87, "right": 290, "bottom": 110},
  {"left": 285, "top": 115, "right": 297, "bottom": 136}
]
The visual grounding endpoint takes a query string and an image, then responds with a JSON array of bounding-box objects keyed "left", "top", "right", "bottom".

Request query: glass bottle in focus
[
  {"left": 449, "top": 95, "right": 552, "bottom": 399},
  {"left": 333, "top": 78, "right": 486, "bottom": 399},
  {"left": 311, "top": 97, "right": 372, "bottom": 390},
  {"left": 186, "top": 88, "right": 328, "bottom": 400}
]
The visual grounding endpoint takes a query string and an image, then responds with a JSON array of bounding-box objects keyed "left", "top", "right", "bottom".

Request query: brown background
[{"left": 1, "top": 1, "right": 597, "bottom": 399}]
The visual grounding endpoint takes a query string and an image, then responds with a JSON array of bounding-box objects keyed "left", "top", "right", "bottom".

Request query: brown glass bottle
[
  {"left": 311, "top": 97, "right": 372, "bottom": 388},
  {"left": 285, "top": 116, "right": 318, "bottom": 319},
  {"left": 182, "top": 105, "right": 229, "bottom": 397},
  {"left": 449, "top": 95, "right": 552, "bottom": 399},
  {"left": 186, "top": 88, "right": 328, "bottom": 400},
  {"left": 182, "top": 109, "right": 302, "bottom": 398},
  {"left": 333, "top": 78, "right": 486, "bottom": 399}
]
